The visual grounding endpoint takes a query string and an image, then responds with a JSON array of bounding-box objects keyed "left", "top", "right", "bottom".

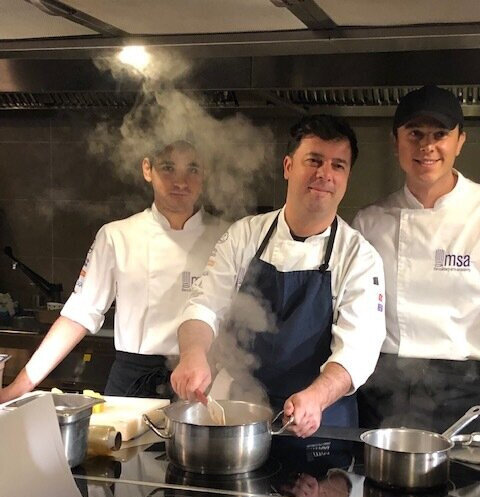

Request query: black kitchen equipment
[
  {"left": 70, "top": 429, "right": 480, "bottom": 497},
  {"left": 4, "top": 246, "right": 63, "bottom": 302},
  {"left": 164, "top": 458, "right": 281, "bottom": 495}
]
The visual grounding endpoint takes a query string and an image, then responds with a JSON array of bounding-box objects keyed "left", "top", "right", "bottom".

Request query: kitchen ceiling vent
[
  {"left": 274, "top": 86, "right": 480, "bottom": 106},
  {"left": 1, "top": 86, "right": 480, "bottom": 115},
  {"left": 0, "top": 91, "right": 137, "bottom": 110}
]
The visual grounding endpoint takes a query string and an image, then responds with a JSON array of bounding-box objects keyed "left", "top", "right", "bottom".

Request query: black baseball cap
[{"left": 393, "top": 85, "right": 464, "bottom": 132}]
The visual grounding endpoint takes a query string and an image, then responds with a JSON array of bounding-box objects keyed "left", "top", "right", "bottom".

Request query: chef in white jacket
[
  {"left": 171, "top": 115, "right": 386, "bottom": 438},
  {"left": 0, "top": 140, "right": 228, "bottom": 402},
  {"left": 353, "top": 85, "right": 480, "bottom": 431}
]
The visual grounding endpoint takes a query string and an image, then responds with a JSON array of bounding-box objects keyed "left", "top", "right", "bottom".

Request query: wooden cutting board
[{"left": 89, "top": 396, "right": 170, "bottom": 441}]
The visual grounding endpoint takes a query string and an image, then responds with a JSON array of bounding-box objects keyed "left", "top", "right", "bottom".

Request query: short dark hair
[
  {"left": 149, "top": 140, "right": 196, "bottom": 163},
  {"left": 287, "top": 114, "right": 358, "bottom": 167}
]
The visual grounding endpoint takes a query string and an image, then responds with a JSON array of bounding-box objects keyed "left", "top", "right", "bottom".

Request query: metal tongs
[{"left": 194, "top": 389, "right": 226, "bottom": 425}]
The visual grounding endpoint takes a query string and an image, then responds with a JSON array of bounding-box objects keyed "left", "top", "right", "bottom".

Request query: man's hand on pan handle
[
  {"left": 284, "top": 387, "right": 323, "bottom": 438},
  {"left": 283, "top": 362, "right": 352, "bottom": 438}
]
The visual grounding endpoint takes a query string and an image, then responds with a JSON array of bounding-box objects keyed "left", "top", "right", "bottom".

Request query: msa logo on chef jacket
[
  {"left": 181, "top": 271, "right": 199, "bottom": 291},
  {"left": 372, "top": 277, "right": 384, "bottom": 312},
  {"left": 434, "top": 249, "right": 471, "bottom": 272}
]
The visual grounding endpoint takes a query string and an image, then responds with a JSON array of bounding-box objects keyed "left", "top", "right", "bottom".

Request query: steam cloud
[
  {"left": 209, "top": 266, "right": 280, "bottom": 406},
  {"left": 90, "top": 48, "right": 276, "bottom": 220},
  {"left": 91, "top": 48, "right": 280, "bottom": 406}
]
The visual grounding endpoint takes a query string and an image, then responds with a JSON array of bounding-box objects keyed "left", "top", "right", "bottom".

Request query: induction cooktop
[{"left": 73, "top": 438, "right": 480, "bottom": 497}]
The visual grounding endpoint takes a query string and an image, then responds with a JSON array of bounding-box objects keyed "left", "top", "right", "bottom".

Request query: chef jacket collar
[
  {"left": 279, "top": 205, "right": 332, "bottom": 242},
  {"left": 403, "top": 169, "right": 466, "bottom": 210},
  {"left": 151, "top": 203, "right": 205, "bottom": 231}
]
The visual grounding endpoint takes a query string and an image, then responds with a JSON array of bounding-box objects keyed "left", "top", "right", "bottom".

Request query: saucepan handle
[
  {"left": 442, "top": 405, "right": 480, "bottom": 440},
  {"left": 143, "top": 413, "right": 172, "bottom": 439},
  {"left": 450, "top": 432, "right": 480, "bottom": 447},
  {"left": 271, "top": 410, "right": 295, "bottom": 435}
]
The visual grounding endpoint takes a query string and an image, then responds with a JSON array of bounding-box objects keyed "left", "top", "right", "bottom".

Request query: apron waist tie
[{"left": 110, "top": 351, "right": 176, "bottom": 398}]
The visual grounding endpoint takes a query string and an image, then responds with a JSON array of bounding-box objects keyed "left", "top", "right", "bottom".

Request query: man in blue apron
[{"left": 171, "top": 115, "right": 386, "bottom": 437}]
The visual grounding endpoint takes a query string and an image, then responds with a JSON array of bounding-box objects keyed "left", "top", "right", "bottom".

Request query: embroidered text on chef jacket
[
  {"left": 61, "top": 204, "right": 228, "bottom": 355},
  {"left": 353, "top": 170, "right": 480, "bottom": 360}
]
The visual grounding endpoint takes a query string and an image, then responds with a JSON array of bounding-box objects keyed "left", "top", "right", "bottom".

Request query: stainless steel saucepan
[
  {"left": 143, "top": 400, "right": 292, "bottom": 474},
  {"left": 360, "top": 405, "right": 480, "bottom": 489}
]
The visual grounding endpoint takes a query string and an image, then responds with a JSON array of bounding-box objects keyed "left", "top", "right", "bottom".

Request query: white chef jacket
[
  {"left": 352, "top": 170, "right": 480, "bottom": 360},
  {"left": 61, "top": 204, "right": 228, "bottom": 355},
  {"left": 182, "top": 207, "right": 386, "bottom": 391}
]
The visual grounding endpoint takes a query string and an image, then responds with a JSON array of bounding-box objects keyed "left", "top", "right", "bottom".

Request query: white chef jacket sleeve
[
  {"left": 322, "top": 241, "right": 386, "bottom": 392},
  {"left": 61, "top": 226, "right": 116, "bottom": 333},
  {"left": 181, "top": 226, "right": 241, "bottom": 335}
]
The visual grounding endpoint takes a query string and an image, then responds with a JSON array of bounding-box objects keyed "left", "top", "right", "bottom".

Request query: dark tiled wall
[
  {"left": 1, "top": 110, "right": 479, "bottom": 308},
  {"left": 0, "top": 110, "right": 150, "bottom": 307}
]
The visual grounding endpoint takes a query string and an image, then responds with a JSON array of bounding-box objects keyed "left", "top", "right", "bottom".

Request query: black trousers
[
  {"left": 358, "top": 354, "right": 480, "bottom": 433},
  {"left": 104, "top": 351, "right": 175, "bottom": 398}
]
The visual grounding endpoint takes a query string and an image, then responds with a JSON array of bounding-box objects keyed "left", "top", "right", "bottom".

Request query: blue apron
[{"left": 229, "top": 214, "right": 357, "bottom": 428}]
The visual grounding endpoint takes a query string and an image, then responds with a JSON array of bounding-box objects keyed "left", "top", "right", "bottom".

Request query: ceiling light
[{"left": 118, "top": 46, "right": 150, "bottom": 72}]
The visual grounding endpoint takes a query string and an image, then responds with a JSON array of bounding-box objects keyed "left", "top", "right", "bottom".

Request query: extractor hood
[
  {"left": 2, "top": 50, "right": 480, "bottom": 116},
  {"left": 2, "top": 1, "right": 480, "bottom": 114}
]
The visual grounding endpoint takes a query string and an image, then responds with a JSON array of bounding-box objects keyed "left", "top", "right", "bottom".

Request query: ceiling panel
[
  {"left": 63, "top": 0, "right": 306, "bottom": 34},
  {"left": 0, "top": 0, "right": 95, "bottom": 39},
  {"left": 315, "top": 0, "right": 480, "bottom": 26}
]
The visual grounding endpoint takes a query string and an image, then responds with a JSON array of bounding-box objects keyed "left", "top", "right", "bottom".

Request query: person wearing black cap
[{"left": 352, "top": 85, "right": 480, "bottom": 431}]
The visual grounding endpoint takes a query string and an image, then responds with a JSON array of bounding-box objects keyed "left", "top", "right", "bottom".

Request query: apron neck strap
[
  {"left": 319, "top": 217, "right": 338, "bottom": 273},
  {"left": 255, "top": 213, "right": 280, "bottom": 258},
  {"left": 255, "top": 213, "right": 338, "bottom": 273}
]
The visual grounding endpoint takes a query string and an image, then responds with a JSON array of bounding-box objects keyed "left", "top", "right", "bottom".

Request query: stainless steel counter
[{"left": 0, "top": 321, "right": 115, "bottom": 392}]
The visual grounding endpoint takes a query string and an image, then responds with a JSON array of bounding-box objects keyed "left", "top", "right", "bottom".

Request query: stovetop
[{"left": 73, "top": 439, "right": 480, "bottom": 497}]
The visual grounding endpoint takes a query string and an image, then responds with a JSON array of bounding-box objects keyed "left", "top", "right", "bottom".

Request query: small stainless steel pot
[
  {"left": 144, "top": 400, "right": 292, "bottom": 475},
  {"left": 360, "top": 405, "right": 480, "bottom": 489},
  {"left": 3, "top": 392, "right": 104, "bottom": 467}
]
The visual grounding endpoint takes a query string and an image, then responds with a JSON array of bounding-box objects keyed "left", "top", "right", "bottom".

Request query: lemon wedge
[{"left": 83, "top": 389, "right": 105, "bottom": 413}]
